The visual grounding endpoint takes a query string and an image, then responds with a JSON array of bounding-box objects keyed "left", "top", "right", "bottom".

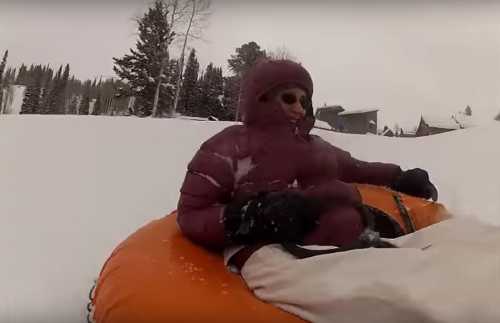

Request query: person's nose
[{"left": 292, "top": 101, "right": 306, "bottom": 118}]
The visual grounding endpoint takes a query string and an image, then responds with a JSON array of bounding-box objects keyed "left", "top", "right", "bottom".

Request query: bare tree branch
[
  {"left": 268, "top": 45, "right": 296, "bottom": 61},
  {"left": 170, "top": 0, "right": 212, "bottom": 115}
]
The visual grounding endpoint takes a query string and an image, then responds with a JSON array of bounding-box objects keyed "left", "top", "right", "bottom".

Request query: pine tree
[
  {"left": 4, "top": 67, "right": 16, "bottom": 84},
  {"left": 67, "top": 95, "right": 79, "bottom": 115},
  {"left": 59, "top": 64, "right": 70, "bottom": 113},
  {"left": 20, "top": 65, "right": 43, "bottom": 114},
  {"left": 16, "top": 64, "right": 28, "bottom": 85},
  {"left": 0, "top": 50, "right": 8, "bottom": 111},
  {"left": 208, "top": 66, "right": 225, "bottom": 119},
  {"left": 178, "top": 48, "right": 200, "bottom": 116},
  {"left": 39, "top": 65, "right": 54, "bottom": 111},
  {"left": 159, "top": 58, "right": 179, "bottom": 116},
  {"left": 228, "top": 41, "right": 267, "bottom": 76},
  {"left": 79, "top": 81, "right": 91, "bottom": 115},
  {"left": 222, "top": 76, "right": 239, "bottom": 121},
  {"left": 197, "top": 65, "right": 210, "bottom": 118},
  {"left": 92, "top": 91, "right": 102, "bottom": 115},
  {"left": 44, "top": 64, "right": 70, "bottom": 114},
  {"left": 465, "top": 105, "right": 472, "bottom": 116},
  {"left": 196, "top": 63, "right": 224, "bottom": 119},
  {"left": 42, "top": 65, "right": 61, "bottom": 113},
  {"left": 113, "top": 0, "right": 175, "bottom": 117},
  {"left": 227, "top": 41, "right": 267, "bottom": 120},
  {"left": 0, "top": 50, "right": 7, "bottom": 81}
]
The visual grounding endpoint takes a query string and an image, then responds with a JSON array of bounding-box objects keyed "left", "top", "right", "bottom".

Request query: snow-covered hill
[{"left": 0, "top": 115, "right": 499, "bottom": 322}]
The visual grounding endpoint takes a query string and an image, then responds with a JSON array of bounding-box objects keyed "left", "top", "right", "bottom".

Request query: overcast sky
[{"left": 1, "top": 0, "right": 500, "bottom": 129}]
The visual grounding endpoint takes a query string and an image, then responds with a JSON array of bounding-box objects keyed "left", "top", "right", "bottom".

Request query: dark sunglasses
[
  {"left": 280, "top": 92, "right": 305, "bottom": 105},
  {"left": 279, "top": 92, "right": 313, "bottom": 112}
]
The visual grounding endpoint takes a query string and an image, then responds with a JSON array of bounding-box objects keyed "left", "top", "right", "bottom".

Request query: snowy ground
[{"left": 0, "top": 115, "right": 499, "bottom": 323}]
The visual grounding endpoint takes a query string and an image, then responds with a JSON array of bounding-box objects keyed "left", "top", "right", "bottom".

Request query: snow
[
  {"left": 176, "top": 115, "right": 211, "bottom": 121},
  {"left": 0, "top": 115, "right": 499, "bottom": 322},
  {"left": 338, "top": 108, "right": 379, "bottom": 116},
  {"left": 89, "top": 98, "right": 96, "bottom": 114},
  {"left": 1, "top": 85, "right": 25, "bottom": 114},
  {"left": 381, "top": 127, "right": 393, "bottom": 136},
  {"left": 421, "top": 114, "right": 462, "bottom": 130},
  {"left": 314, "top": 119, "right": 333, "bottom": 130}
]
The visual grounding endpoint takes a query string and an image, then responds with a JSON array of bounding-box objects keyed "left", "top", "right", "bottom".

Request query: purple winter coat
[{"left": 177, "top": 59, "right": 402, "bottom": 250}]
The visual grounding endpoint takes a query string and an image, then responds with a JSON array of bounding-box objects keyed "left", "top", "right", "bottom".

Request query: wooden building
[{"left": 315, "top": 105, "right": 379, "bottom": 134}]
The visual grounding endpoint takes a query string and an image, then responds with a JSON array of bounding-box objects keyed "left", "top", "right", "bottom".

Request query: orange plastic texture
[
  {"left": 358, "top": 184, "right": 451, "bottom": 233},
  {"left": 92, "top": 184, "right": 450, "bottom": 323}
]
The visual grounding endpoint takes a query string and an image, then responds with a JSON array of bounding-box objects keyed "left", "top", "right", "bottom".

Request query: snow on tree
[
  {"left": 113, "top": 0, "right": 175, "bottom": 117},
  {"left": 268, "top": 45, "right": 296, "bottom": 60},
  {"left": 464, "top": 105, "right": 472, "bottom": 116},
  {"left": 3, "top": 67, "right": 16, "bottom": 84}
]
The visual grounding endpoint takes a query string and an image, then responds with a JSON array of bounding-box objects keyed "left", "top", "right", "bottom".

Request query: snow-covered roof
[
  {"left": 314, "top": 119, "right": 333, "bottom": 130},
  {"left": 381, "top": 128, "right": 393, "bottom": 136},
  {"left": 316, "top": 105, "right": 345, "bottom": 113},
  {"left": 421, "top": 114, "right": 463, "bottom": 130},
  {"left": 338, "top": 109, "right": 379, "bottom": 116}
]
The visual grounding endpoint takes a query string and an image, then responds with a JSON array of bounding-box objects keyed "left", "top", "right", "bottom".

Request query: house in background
[
  {"left": 380, "top": 126, "right": 394, "bottom": 137},
  {"left": 399, "top": 128, "right": 418, "bottom": 138},
  {"left": 315, "top": 105, "right": 345, "bottom": 130},
  {"left": 314, "top": 119, "right": 334, "bottom": 131},
  {"left": 315, "top": 105, "right": 379, "bottom": 134},
  {"left": 416, "top": 114, "right": 476, "bottom": 136},
  {"left": 337, "top": 109, "right": 378, "bottom": 134}
]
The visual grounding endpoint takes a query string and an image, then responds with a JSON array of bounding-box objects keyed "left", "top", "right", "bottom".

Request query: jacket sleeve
[
  {"left": 336, "top": 147, "right": 403, "bottom": 187},
  {"left": 297, "top": 136, "right": 402, "bottom": 206},
  {"left": 177, "top": 147, "right": 234, "bottom": 251},
  {"left": 297, "top": 138, "right": 362, "bottom": 205}
]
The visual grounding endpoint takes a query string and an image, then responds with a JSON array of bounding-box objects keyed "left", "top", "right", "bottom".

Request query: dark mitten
[
  {"left": 223, "top": 191, "right": 320, "bottom": 244},
  {"left": 392, "top": 168, "right": 438, "bottom": 201}
]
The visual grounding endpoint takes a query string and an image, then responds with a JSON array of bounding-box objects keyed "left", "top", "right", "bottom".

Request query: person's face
[{"left": 274, "top": 87, "right": 308, "bottom": 123}]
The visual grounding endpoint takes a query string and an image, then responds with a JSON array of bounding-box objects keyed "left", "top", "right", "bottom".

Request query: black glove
[
  {"left": 392, "top": 168, "right": 438, "bottom": 201},
  {"left": 223, "top": 191, "right": 320, "bottom": 244}
]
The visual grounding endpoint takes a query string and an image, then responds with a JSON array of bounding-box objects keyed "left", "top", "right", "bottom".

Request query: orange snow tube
[{"left": 91, "top": 184, "right": 451, "bottom": 323}]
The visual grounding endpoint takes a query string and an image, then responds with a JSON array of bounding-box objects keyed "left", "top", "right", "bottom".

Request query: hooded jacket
[{"left": 177, "top": 59, "right": 402, "bottom": 250}]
